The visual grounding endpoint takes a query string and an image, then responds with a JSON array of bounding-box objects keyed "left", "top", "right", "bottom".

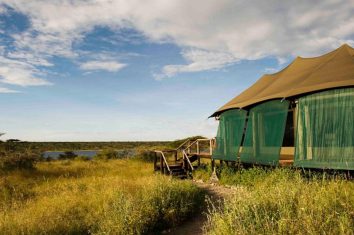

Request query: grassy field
[
  {"left": 1, "top": 140, "right": 353, "bottom": 235},
  {"left": 0, "top": 159, "right": 204, "bottom": 234},
  {"left": 195, "top": 166, "right": 354, "bottom": 235}
]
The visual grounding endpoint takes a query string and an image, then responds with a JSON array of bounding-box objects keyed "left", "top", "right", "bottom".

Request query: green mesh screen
[
  {"left": 213, "top": 109, "right": 247, "bottom": 161},
  {"left": 240, "top": 100, "right": 289, "bottom": 166},
  {"left": 295, "top": 88, "right": 354, "bottom": 170}
]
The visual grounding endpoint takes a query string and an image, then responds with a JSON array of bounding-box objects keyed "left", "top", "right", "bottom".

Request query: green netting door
[
  {"left": 295, "top": 88, "right": 354, "bottom": 170},
  {"left": 213, "top": 109, "right": 247, "bottom": 161},
  {"left": 240, "top": 100, "right": 289, "bottom": 166}
]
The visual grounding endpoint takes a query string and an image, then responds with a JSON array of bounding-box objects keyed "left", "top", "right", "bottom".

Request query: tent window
[
  {"left": 295, "top": 88, "right": 354, "bottom": 170},
  {"left": 240, "top": 100, "right": 290, "bottom": 166},
  {"left": 213, "top": 109, "right": 247, "bottom": 161},
  {"left": 282, "top": 110, "right": 295, "bottom": 147}
]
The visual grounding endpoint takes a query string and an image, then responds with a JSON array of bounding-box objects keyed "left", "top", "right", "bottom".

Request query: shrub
[
  {"left": 193, "top": 163, "right": 213, "bottom": 181},
  {"left": 94, "top": 149, "right": 137, "bottom": 160},
  {"left": 94, "top": 149, "right": 119, "bottom": 160},
  {"left": 0, "top": 151, "right": 38, "bottom": 170},
  {"left": 134, "top": 148, "right": 157, "bottom": 162},
  {"left": 58, "top": 151, "right": 77, "bottom": 160}
]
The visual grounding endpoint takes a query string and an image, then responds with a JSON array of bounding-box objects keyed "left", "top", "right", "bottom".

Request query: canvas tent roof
[{"left": 211, "top": 44, "right": 354, "bottom": 117}]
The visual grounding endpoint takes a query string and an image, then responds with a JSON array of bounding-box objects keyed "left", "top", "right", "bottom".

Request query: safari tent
[{"left": 211, "top": 44, "right": 354, "bottom": 170}]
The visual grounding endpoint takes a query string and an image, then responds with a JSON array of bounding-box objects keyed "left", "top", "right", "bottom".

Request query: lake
[{"left": 42, "top": 149, "right": 136, "bottom": 159}]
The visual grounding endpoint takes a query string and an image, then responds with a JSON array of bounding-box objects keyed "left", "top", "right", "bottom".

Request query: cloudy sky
[{"left": 0, "top": 0, "right": 354, "bottom": 141}]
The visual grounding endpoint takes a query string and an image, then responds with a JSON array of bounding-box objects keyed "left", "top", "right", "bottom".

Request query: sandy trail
[{"left": 166, "top": 180, "right": 237, "bottom": 235}]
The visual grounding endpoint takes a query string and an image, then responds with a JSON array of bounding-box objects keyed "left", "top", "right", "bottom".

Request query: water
[
  {"left": 42, "top": 150, "right": 100, "bottom": 159},
  {"left": 42, "top": 149, "right": 136, "bottom": 159}
]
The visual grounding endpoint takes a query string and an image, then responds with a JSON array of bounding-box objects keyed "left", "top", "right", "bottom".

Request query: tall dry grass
[
  {"left": 0, "top": 159, "right": 204, "bottom": 234},
  {"left": 196, "top": 167, "right": 354, "bottom": 235}
]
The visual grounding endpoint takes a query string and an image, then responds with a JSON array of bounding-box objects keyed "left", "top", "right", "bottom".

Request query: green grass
[
  {"left": 0, "top": 159, "right": 204, "bottom": 234},
  {"left": 194, "top": 166, "right": 354, "bottom": 235}
]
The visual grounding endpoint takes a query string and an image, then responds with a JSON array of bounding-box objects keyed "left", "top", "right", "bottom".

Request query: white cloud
[
  {"left": 0, "top": 4, "right": 7, "bottom": 14},
  {"left": 155, "top": 49, "right": 239, "bottom": 79},
  {"left": 1, "top": 0, "right": 354, "bottom": 80},
  {"left": 0, "top": 87, "right": 19, "bottom": 93},
  {"left": 0, "top": 56, "right": 51, "bottom": 86},
  {"left": 80, "top": 60, "right": 126, "bottom": 72},
  {"left": 7, "top": 51, "right": 53, "bottom": 67},
  {"left": 12, "top": 31, "right": 78, "bottom": 59}
]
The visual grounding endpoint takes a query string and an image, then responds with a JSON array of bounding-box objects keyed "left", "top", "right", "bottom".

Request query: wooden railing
[
  {"left": 183, "top": 138, "right": 214, "bottom": 157},
  {"left": 176, "top": 139, "right": 192, "bottom": 151},
  {"left": 154, "top": 150, "right": 171, "bottom": 174},
  {"left": 154, "top": 138, "right": 215, "bottom": 174},
  {"left": 182, "top": 150, "right": 194, "bottom": 171}
]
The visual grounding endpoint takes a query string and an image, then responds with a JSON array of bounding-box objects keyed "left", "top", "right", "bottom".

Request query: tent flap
[
  {"left": 240, "top": 100, "right": 289, "bottom": 166},
  {"left": 212, "top": 109, "right": 247, "bottom": 161},
  {"left": 295, "top": 88, "right": 354, "bottom": 170}
]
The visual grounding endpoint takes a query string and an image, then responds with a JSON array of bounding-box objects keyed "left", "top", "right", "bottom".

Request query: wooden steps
[
  {"left": 154, "top": 139, "right": 213, "bottom": 178},
  {"left": 154, "top": 151, "right": 201, "bottom": 179}
]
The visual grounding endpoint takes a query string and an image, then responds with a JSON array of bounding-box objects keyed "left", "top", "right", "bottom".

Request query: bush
[
  {"left": 193, "top": 163, "right": 213, "bottom": 181},
  {"left": 134, "top": 147, "right": 157, "bottom": 162},
  {"left": 0, "top": 151, "right": 38, "bottom": 170},
  {"left": 94, "top": 149, "right": 137, "bottom": 160},
  {"left": 94, "top": 149, "right": 119, "bottom": 160},
  {"left": 58, "top": 151, "right": 77, "bottom": 160}
]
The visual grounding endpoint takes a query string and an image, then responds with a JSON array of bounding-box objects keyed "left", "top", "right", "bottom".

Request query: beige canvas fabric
[{"left": 211, "top": 44, "right": 354, "bottom": 117}]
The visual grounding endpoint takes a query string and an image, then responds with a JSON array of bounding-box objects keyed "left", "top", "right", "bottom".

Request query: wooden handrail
[
  {"left": 182, "top": 150, "right": 194, "bottom": 171},
  {"left": 195, "top": 138, "right": 212, "bottom": 142},
  {"left": 155, "top": 151, "right": 171, "bottom": 173},
  {"left": 154, "top": 138, "right": 214, "bottom": 174},
  {"left": 176, "top": 139, "right": 191, "bottom": 151},
  {"left": 183, "top": 139, "right": 198, "bottom": 151},
  {"left": 183, "top": 138, "right": 212, "bottom": 153}
]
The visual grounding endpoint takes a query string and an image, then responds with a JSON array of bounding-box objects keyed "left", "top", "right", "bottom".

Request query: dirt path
[{"left": 165, "top": 179, "right": 237, "bottom": 235}]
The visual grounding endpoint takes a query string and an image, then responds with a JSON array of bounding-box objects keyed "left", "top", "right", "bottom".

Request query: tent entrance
[{"left": 240, "top": 100, "right": 290, "bottom": 166}]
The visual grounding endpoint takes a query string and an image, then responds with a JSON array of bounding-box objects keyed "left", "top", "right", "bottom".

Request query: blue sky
[{"left": 0, "top": 1, "right": 353, "bottom": 141}]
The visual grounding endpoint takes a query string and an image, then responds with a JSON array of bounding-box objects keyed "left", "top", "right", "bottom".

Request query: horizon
[{"left": 1, "top": 1, "right": 354, "bottom": 141}]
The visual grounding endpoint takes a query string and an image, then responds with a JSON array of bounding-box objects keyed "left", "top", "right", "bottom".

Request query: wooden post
[
  {"left": 174, "top": 150, "right": 177, "bottom": 162},
  {"left": 209, "top": 139, "right": 213, "bottom": 155},
  {"left": 187, "top": 141, "right": 191, "bottom": 154},
  {"left": 196, "top": 141, "right": 199, "bottom": 155},
  {"left": 154, "top": 152, "right": 157, "bottom": 171},
  {"left": 160, "top": 154, "right": 164, "bottom": 174}
]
